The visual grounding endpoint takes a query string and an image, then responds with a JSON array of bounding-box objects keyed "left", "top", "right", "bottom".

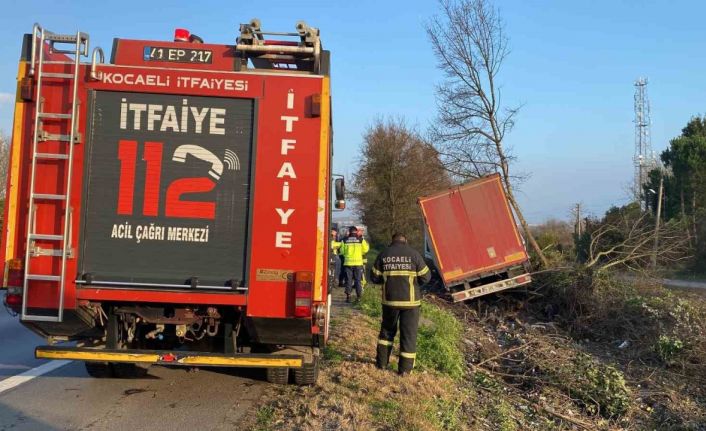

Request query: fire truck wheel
[
  {"left": 265, "top": 367, "right": 289, "bottom": 384},
  {"left": 293, "top": 357, "right": 319, "bottom": 385},
  {"left": 84, "top": 361, "right": 113, "bottom": 378},
  {"left": 112, "top": 363, "right": 150, "bottom": 378}
]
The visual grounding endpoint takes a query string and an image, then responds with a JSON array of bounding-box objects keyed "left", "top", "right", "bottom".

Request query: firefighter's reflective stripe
[
  {"left": 417, "top": 266, "right": 429, "bottom": 276},
  {"left": 400, "top": 351, "right": 416, "bottom": 367},
  {"left": 382, "top": 299, "right": 421, "bottom": 307},
  {"left": 372, "top": 266, "right": 383, "bottom": 276},
  {"left": 384, "top": 270, "right": 417, "bottom": 276},
  {"left": 377, "top": 339, "right": 393, "bottom": 346}
]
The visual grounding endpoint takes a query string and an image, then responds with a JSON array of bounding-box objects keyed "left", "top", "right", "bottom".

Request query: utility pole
[
  {"left": 652, "top": 173, "right": 664, "bottom": 268},
  {"left": 574, "top": 203, "right": 582, "bottom": 237}
]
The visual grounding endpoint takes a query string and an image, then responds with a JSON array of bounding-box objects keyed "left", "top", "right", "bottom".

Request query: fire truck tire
[
  {"left": 112, "top": 363, "right": 150, "bottom": 378},
  {"left": 293, "top": 357, "right": 319, "bottom": 385},
  {"left": 84, "top": 361, "right": 113, "bottom": 378},
  {"left": 265, "top": 367, "right": 289, "bottom": 384}
]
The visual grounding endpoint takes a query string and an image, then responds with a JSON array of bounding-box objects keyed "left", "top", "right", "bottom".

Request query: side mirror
[{"left": 334, "top": 178, "right": 345, "bottom": 210}]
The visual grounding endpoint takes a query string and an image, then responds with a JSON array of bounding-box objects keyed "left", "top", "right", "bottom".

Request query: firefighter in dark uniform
[{"left": 370, "top": 232, "right": 431, "bottom": 375}]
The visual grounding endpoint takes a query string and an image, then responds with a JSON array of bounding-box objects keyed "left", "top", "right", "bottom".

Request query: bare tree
[
  {"left": 426, "top": 0, "right": 548, "bottom": 267},
  {"left": 0, "top": 132, "right": 9, "bottom": 201},
  {"left": 583, "top": 210, "right": 690, "bottom": 275},
  {"left": 352, "top": 118, "right": 451, "bottom": 250}
]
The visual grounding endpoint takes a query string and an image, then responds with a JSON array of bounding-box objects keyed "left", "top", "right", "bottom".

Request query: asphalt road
[
  {"left": 0, "top": 306, "right": 267, "bottom": 431},
  {"left": 662, "top": 278, "right": 706, "bottom": 290},
  {"left": 0, "top": 305, "right": 46, "bottom": 381}
]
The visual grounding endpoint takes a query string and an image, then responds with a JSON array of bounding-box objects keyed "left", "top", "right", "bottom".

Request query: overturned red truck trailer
[
  {"left": 419, "top": 174, "right": 532, "bottom": 302},
  {"left": 1, "top": 20, "right": 342, "bottom": 384}
]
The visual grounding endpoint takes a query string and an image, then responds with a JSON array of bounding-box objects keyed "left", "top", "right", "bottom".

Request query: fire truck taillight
[
  {"left": 294, "top": 271, "right": 313, "bottom": 318},
  {"left": 4, "top": 292, "right": 21, "bottom": 309},
  {"left": 3, "top": 258, "right": 24, "bottom": 311},
  {"left": 6, "top": 258, "right": 23, "bottom": 288}
]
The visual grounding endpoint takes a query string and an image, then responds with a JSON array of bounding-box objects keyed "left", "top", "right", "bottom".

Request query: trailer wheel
[
  {"left": 265, "top": 367, "right": 289, "bottom": 384},
  {"left": 293, "top": 357, "right": 319, "bottom": 385},
  {"left": 84, "top": 361, "right": 113, "bottom": 378},
  {"left": 112, "top": 363, "right": 149, "bottom": 379}
]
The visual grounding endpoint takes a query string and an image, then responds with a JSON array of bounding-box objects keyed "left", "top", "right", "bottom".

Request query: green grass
[
  {"left": 356, "top": 285, "right": 465, "bottom": 379},
  {"left": 254, "top": 405, "right": 275, "bottom": 431},
  {"left": 369, "top": 399, "right": 402, "bottom": 427},
  {"left": 424, "top": 395, "right": 464, "bottom": 430},
  {"left": 417, "top": 301, "right": 465, "bottom": 379},
  {"left": 487, "top": 400, "right": 517, "bottom": 431},
  {"left": 472, "top": 370, "right": 503, "bottom": 391},
  {"left": 323, "top": 344, "right": 344, "bottom": 363},
  {"left": 358, "top": 283, "right": 383, "bottom": 319}
]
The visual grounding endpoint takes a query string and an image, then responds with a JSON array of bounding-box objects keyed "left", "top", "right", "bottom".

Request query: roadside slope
[{"left": 245, "top": 287, "right": 469, "bottom": 431}]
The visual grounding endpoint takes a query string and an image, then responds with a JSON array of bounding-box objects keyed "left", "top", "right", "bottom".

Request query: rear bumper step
[
  {"left": 35, "top": 346, "right": 302, "bottom": 368},
  {"left": 451, "top": 273, "right": 532, "bottom": 302}
]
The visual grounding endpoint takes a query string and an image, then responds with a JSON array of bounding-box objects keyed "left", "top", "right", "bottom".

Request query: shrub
[
  {"left": 565, "top": 353, "right": 631, "bottom": 418},
  {"left": 656, "top": 335, "right": 684, "bottom": 364}
]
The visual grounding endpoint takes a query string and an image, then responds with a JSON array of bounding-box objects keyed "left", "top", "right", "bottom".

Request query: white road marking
[
  {"left": 0, "top": 360, "right": 71, "bottom": 395},
  {"left": 0, "top": 364, "right": 31, "bottom": 370}
]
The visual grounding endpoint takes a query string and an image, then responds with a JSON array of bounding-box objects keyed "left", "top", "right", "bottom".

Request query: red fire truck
[{"left": 1, "top": 19, "right": 343, "bottom": 384}]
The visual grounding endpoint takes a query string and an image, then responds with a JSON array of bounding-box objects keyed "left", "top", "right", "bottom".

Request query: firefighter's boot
[
  {"left": 376, "top": 340, "right": 393, "bottom": 369},
  {"left": 398, "top": 352, "right": 416, "bottom": 375}
]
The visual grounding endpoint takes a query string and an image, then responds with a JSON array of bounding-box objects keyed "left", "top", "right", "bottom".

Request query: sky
[{"left": 1, "top": 0, "right": 705, "bottom": 223}]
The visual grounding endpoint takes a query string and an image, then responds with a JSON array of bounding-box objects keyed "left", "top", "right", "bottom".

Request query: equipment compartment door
[{"left": 79, "top": 91, "right": 254, "bottom": 288}]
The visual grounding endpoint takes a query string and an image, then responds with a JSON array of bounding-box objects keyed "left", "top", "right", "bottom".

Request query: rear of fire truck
[{"left": 1, "top": 19, "right": 340, "bottom": 384}]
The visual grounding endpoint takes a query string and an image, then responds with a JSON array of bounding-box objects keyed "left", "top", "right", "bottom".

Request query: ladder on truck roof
[
  {"left": 22, "top": 24, "right": 89, "bottom": 322},
  {"left": 235, "top": 18, "right": 327, "bottom": 74}
]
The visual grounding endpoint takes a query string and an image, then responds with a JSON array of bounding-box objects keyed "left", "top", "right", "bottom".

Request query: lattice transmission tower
[{"left": 634, "top": 77, "right": 656, "bottom": 203}]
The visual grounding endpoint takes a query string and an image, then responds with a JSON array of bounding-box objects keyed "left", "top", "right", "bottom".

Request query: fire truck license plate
[{"left": 143, "top": 46, "right": 213, "bottom": 64}]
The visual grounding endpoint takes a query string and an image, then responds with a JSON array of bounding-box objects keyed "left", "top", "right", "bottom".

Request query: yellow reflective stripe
[
  {"left": 4, "top": 62, "right": 27, "bottom": 264},
  {"left": 400, "top": 352, "right": 416, "bottom": 359},
  {"left": 314, "top": 75, "right": 331, "bottom": 302},
  {"left": 409, "top": 275, "right": 415, "bottom": 303},
  {"left": 377, "top": 339, "right": 393, "bottom": 346},
  {"left": 382, "top": 300, "right": 421, "bottom": 307},
  {"left": 372, "top": 267, "right": 383, "bottom": 276},
  {"left": 383, "top": 270, "right": 417, "bottom": 276},
  {"left": 417, "top": 266, "right": 429, "bottom": 276}
]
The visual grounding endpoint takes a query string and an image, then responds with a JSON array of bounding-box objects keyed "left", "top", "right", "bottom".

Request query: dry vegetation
[
  {"left": 243, "top": 296, "right": 468, "bottom": 431},
  {"left": 457, "top": 270, "right": 706, "bottom": 430},
  {"left": 245, "top": 274, "right": 706, "bottom": 431}
]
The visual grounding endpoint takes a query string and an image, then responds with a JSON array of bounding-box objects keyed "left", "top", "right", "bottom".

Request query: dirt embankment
[{"left": 246, "top": 276, "right": 706, "bottom": 431}]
